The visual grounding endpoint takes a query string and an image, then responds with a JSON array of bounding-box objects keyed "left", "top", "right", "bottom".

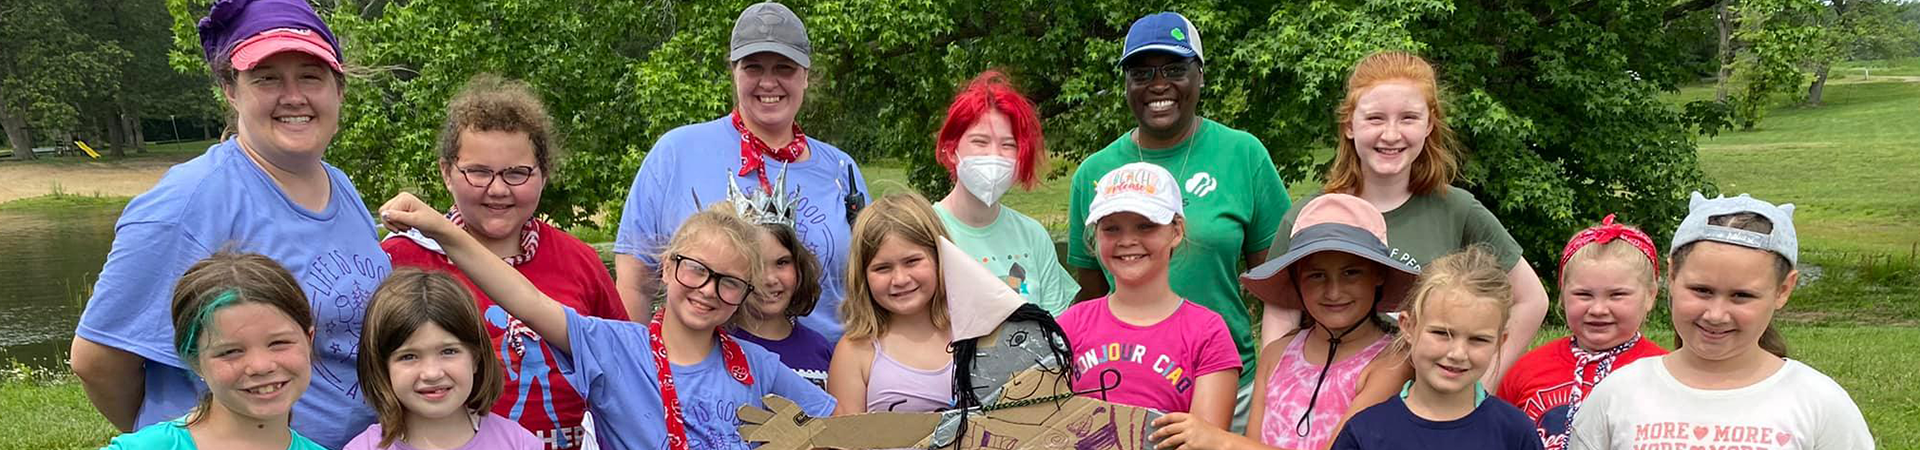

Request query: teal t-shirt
[
  {"left": 1067, "top": 118, "right": 1292, "bottom": 388},
  {"left": 103, "top": 418, "right": 330, "bottom": 450},
  {"left": 936, "top": 204, "right": 1081, "bottom": 315}
]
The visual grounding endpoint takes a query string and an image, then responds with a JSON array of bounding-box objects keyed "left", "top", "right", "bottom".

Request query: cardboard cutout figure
[{"left": 736, "top": 238, "right": 1164, "bottom": 449}]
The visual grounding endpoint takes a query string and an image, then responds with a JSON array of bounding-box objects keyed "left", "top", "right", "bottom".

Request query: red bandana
[
  {"left": 446, "top": 207, "right": 540, "bottom": 266},
  {"left": 649, "top": 309, "right": 754, "bottom": 450},
  {"left": 1558, "top": 214, "right": 1659, "bottom": 283},
  {"left": 732, "top": 111, "right": 807, "bottom": 192}
]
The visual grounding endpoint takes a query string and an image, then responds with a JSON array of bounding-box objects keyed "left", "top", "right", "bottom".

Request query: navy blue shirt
[{"left": 1332, "top": 395, "right": 1544, "bottom": 450}]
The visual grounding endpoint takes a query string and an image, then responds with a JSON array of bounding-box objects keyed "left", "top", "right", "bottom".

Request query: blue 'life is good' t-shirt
[{"left": 77, "top": 138, "right": 391, "bottom": 448}]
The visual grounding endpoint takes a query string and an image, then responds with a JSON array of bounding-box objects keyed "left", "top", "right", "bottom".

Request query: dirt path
[{"left": 0, "top": 155, "right": 193, "bottom": 203}]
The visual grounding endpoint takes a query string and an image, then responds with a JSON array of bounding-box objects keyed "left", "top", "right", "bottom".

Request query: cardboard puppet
[{"left": 736, "top": 238, "right": 1164, "bottom": 449}]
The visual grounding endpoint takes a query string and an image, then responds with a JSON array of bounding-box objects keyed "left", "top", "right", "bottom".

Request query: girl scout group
[{"left": 70, "top": 0, "right": 1873, "bottom": 449}]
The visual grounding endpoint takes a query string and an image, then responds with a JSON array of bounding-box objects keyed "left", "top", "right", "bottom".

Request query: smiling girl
[
  {"left": 380, "top": 195, "right": 834, "bottom": 450},
  {"left": 347, "top": 269, "right": 541, "bottom": 449},
  {"left": 381, "top": 74, "right": 624, "bottom": 448},
  {"left": 826, "top": 192, "right": 957, "bottom": 416},
  {"left": 1263, "top": 51, "right": 1547, "bottom": 387},
  {"left": 1568, "top": 194, "right": 1872, "bottom": 450},
  {"left": 105, "top": 252, "right": 328, "bottom": 450},
  {"left": 1498, "top": 216, "right": 1668, "bottom": 450},
  {"left": 1059, "top": 162, "right": 1239, "bottom": 423}
]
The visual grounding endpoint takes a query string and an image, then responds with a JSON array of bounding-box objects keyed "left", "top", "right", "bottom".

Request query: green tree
[
  {"left": 1804, "top": 0, "right": 1920, "bottom": 106},
  {"left": 162, "top": 0, "right": 1721, "bottom": 285},
  {"left": 0, "top": 0, "right": 130, "bottom": 160},
  {"left": 1727, "top": 0, "right": 1823, "bottom": 129}
]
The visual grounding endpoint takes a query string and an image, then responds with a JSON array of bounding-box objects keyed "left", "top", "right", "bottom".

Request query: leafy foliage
[
  {"left": 0, "top": 0, "right": 132, "bottom": 134},
  {"left": 160, "top": 0, "right": 1718, "bottom": 281}
]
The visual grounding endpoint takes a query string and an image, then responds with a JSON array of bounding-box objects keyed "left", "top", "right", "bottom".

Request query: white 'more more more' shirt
[{"left": 1567, "top": 357, "right": 1873, "bottom": 450}]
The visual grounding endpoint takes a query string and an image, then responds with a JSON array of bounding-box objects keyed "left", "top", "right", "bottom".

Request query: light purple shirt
[{"left": 344, "top": 413, "right": 545, "bottom": 450}]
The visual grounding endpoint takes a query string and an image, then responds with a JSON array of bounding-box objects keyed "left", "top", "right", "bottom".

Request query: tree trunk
[
  {"left": 1715, "top": 0, "right": 1735, "bottom": 103},
  {"left": 0, "top": 103, "right": 33, "bottom": 161},
  {"left": 131, "top": 114, "right": 146, "bottom": 153},
  {"left": 105, "top": 111, "right": 127, "bottom": 158},
  {"left": 1807, "top": 63, "right": 1830, "bottom": 106}
]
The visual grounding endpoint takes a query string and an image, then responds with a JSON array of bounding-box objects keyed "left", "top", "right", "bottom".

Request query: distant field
[{"left": 1672, "top": 77, "right": 1920, "bottom": 255}]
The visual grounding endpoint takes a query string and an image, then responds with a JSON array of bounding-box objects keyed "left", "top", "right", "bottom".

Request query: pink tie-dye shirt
[{"left": 1261, "top": 330, "right": 1393, "bottom": 450}]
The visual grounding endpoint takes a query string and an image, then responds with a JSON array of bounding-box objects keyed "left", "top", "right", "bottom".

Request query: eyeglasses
[
  {"left": 1124, "top": 60, "right": 1196, "bottom": 84},
  {"left": 670, "top": 254, "right": 755, "bottom": 305},
  {"left": 458, "top": 165, "right": 539, "bottom": 188}
]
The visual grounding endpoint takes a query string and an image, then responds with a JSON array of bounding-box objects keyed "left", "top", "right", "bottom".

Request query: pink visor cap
[{"left": 229, "top": 28, "right": 341, "bottom": 72}]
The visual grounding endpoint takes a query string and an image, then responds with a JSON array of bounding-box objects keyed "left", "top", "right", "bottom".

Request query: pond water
[{"left": 0, "top": 204, "right": 119, "bottom": 370}]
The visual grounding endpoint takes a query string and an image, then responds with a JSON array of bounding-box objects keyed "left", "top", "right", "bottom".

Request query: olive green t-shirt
[
  {"left": 1067, "top": 118, "right": 1292, "bottom": 388},
  {"left": 1267, "top": 186, "right": 1524, "bottom": 272}
]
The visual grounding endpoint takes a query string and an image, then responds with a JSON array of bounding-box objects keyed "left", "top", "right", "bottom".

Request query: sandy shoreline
[{"left": 0, "top": 156, "right": 192, "bottom": 204}]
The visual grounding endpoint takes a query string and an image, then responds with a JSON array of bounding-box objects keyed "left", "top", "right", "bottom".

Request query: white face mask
[{"left": 956, "top": 155, "right": 1017, "bottom": 206}]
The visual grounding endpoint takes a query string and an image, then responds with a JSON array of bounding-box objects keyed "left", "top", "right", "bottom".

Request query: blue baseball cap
[{"left": 1119, "top": 12, "right": 1203, "bottom": 66}]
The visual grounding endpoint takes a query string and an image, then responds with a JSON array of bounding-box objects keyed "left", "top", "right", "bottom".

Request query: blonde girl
[
  {"left": 826, "top": 192, "right": 956, "bottom": 415},
  {"left": 1329, "top": 246, "right": 1540, "bottom": 449},
  {"left": 379, "top": 194, "right": 833, "bottom": 450},
  {"left": 346, "top": 269, "right": 541, "bottom": 449},
  {"left": 104, "top": 252, "right": 327, "bottom": 450},
  {"left": 1060, "top": 162, "right": 1239, "bottom": 423},
  {"left": 1497, "top": 216, "right": 1669, "bottom": 450},
  {"left": 1568, "top": 193, "right": 1871, "bottom": 449}
]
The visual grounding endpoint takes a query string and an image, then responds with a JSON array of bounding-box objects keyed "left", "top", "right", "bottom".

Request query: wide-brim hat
[{"left": 1241, "top": 194, "right": 1418, "bottom": 312}]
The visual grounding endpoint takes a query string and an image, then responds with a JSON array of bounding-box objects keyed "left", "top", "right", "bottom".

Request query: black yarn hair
[{"left": 948, "top": 303, "right": 1076, "bottom": 442}]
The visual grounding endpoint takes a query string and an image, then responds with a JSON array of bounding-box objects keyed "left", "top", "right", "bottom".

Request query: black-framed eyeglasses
[
  {"left": 669, "top": 254, "right": 755, "bottom": 305},
  {"left": 1124, "top": 60, "right": 1196, "bottom": 84},
  {"left": 457, "top": 165, "right": 539, "bottom": 188}
]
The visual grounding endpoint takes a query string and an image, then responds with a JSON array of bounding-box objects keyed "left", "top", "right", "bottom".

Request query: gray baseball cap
[
  {"left": 1671, "top": 191, "right": 1799, "bottom": 266},
  {"left": 730, "top": 2, "right": 812, "bottom": 68}
]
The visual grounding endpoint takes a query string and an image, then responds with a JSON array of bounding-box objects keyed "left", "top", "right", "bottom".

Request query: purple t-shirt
[
  {"left": 730, "top": 322, "right": 834, "bottom": 388},
  {"left": 1057, "top": 297, "right": 1241, "bottom": 413},
  {"left": 345, "top": 413, "right": 545, "bottom": 450},
  {"left": 76, "top": 138, "right": 390, "bottom": 448},
  {"left": 613, "top": 116, "right": 869, "bottom": 344}
]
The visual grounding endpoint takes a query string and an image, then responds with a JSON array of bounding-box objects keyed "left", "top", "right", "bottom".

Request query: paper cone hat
[{"left": 940, "top": 236, "right": 1026, "bottom": 343}]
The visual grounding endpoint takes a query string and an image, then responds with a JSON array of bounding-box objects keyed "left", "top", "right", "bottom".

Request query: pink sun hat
[{"left": 228, "top": 28, "right": 341, "bottom": 72}]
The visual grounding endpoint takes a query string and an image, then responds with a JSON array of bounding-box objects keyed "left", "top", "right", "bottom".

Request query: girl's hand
[
  {"left": 1151, "top": 413, "right": 1236, "bottom": 450},
  {"left": 378, "top": 192, "right": 458, "bottom": 238}
]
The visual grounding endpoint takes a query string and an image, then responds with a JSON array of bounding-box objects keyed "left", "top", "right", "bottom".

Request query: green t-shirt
[
  {"left": 1266, "top": 186, "right": 1524, "bottom": 272},
  {"left": 936, "top": 204, "right": 1082, "bottom": 315},
  {"left": 104, "top": 418, "right": 330, "bottom": 450},
  {"left": 1067, "top": 117, "right": 1292, "bottom": 388}
]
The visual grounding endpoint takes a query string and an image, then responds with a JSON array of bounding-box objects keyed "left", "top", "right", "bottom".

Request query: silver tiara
[{"left": 728, "top": 163, "right": 798, "bottom": 228}]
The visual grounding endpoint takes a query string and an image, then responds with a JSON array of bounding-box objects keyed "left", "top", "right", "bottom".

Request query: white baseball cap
[{"left": 1087, "top": 162, "right": 1184, "bottom": 226}]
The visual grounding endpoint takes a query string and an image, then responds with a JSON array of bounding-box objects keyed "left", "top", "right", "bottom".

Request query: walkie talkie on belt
[{"left": 842, "top": 163, "right": 865, "bottom": 225}]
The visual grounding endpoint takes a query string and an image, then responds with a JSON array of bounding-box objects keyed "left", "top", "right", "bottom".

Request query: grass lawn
[
  {"left": 0, "top": 364, "right": 117, "bottom": 450},
  {"left": 1671, "top": 79, "right": 1920, "bottom": 256}
]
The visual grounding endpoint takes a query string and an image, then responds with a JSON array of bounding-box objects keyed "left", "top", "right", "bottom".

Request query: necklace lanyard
[
  {"left": 648, "top": 310, "right": 755, "bottom": 450},
  {"left": 1135, "top": 130, "right": 1196, "bottom": 181}
]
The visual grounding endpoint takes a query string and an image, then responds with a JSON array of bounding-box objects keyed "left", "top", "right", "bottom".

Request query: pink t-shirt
[
  {"left": 1260, "top": 328, "right": 1393, "bottom": 450},
  {"left": 1058, "top": 297, "right": 1240, "bottom": 413}
]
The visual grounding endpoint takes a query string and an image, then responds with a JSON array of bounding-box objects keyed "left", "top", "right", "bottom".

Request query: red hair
[
  {"left": 1326, "top": 51, "right": 1461, "bottom": 197},
  {"left": 935, "top": 70, "right": 1048, "bottom": 190}
]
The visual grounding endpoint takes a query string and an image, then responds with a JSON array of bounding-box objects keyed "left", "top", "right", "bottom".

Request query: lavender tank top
[
  {"left": 1260, "top": 329, "right": 1393, "bottom": 450},
  {"left": 865, "top": 340, "right": 954, "bottom": 413}
]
